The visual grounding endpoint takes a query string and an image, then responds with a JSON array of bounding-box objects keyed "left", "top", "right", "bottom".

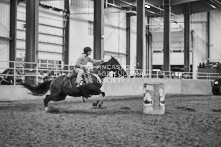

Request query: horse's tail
[{"left": 22, "top": 80, "right": 52, "bottom": 96}]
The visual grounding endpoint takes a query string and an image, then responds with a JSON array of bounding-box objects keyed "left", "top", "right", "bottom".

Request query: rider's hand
[{"left": 80, "top": 65, "right": 86, "bottom": 69}]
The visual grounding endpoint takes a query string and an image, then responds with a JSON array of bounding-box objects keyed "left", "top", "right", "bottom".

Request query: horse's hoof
[
  {"left": 45, "top": 106, "right": 59, "bottom": 113},
  {"left": 101, "top": 92, "right": 105, "bottom": 97},
  {"left": 92, "top": 100, "right": 103, "bottom": 108},
  {"left": 92, "top": 101, "right": 97, "bottom": 107}
]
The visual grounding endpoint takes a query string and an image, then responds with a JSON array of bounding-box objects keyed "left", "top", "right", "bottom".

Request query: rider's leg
[{"left": 75, "top": 68, "right": 84, "bottom": 87}]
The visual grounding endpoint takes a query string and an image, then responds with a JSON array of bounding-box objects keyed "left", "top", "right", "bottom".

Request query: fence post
[
  {"left": 55, "top": 65, "right": 58, "bottom": 77},
  {"left": 36, "top": 63, "right": 39, "bottom": 84},
  {"left": 13, "top": 61, "right": 16, "bottom": 85}
]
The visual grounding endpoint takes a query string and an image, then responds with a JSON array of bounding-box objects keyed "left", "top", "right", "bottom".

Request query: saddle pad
[{"left": 91, "top": 73, "right": 102, "bottom": 84}]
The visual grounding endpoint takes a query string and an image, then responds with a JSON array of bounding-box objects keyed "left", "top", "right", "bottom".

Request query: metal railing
[
  {"left": 0, "top": 60, "right": 220, "bottom": 85},
  {"left": 127, "top": 69, "right": 220, "bottom": 80},
  {"left": 0, "top": 60, "right": 73, "bottom": 85}
]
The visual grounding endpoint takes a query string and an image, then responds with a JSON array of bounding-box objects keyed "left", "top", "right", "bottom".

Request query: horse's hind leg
[
  {"left": 92, "top": 89, "right": 105, "bottom": 108},
  {"left": 44, "top": 95, "right": 51, "bottom": 108},
  {"left": 96, "top": 91, "right": 105, "bottom": 108}
]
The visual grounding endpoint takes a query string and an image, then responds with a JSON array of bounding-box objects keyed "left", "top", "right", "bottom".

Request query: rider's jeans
[{"left": 75, "top": 68, "right": 84, "bottom": 84}]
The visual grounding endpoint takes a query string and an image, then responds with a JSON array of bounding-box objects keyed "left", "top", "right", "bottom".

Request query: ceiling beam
[
  {"left": 143, "top": 0, "right": 201, "bottom": 6},
  {"left": 145, "top": 2, "right": 177, "bottom": 16},
  {"left": 190, "top": 1, "right": 217, "bottom": 13},
  {"left": 145, "top": 0, "right": 163, "bottom": 5},
  {"left": 171, "top": 0, "right": 200, "bottom": 5},
  {"left": 210, "top": 0, "right": 221, "bottom": 7}
]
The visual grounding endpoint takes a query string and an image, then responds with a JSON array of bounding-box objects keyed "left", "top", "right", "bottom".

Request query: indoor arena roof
[
  {"left": 114, "top": 0, "right": 221, "bottom": 17},
  {"left": 18, "top": 0, "right": 221, "bottom": 17}
]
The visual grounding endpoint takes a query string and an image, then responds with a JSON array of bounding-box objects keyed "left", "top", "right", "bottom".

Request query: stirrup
[{"left": 80, "top": 81, "right": 83, "bottom": 85}]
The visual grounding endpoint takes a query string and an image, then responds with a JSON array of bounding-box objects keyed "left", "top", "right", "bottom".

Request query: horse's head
[{"left": 100, "top": 56, "right": 127, "bottom": 78}]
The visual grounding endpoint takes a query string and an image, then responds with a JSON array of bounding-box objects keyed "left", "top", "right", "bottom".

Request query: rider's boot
[{"left": 76, "top": 80, "right": 83, "bottom": 87}]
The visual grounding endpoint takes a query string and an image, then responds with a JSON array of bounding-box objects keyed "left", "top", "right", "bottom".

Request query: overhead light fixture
[
  {"left": 203, "top": 0, "right": 217, "bottom": 8},
  {"left": 145, "top": 4, "right": 150, "bottom": 8},
  {"left": 210, "top": 4, "right": 216, "bottom": 8}
]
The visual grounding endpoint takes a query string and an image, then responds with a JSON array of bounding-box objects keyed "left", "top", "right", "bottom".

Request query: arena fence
[{"left": 0, "top": 60, "right": 220, "bottom": 85}]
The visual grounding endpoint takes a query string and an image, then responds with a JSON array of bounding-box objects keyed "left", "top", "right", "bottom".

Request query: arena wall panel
[
  {"left": 0, "top": 79, "right": 213, "bottom": 101},
  {"left": 181, "top": 80, "right": 213, "bottom": 95}
]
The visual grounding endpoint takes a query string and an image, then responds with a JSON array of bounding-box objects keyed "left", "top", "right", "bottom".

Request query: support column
[
  {"left": 25, "top": 0, "right": 39, "bottom": 67},
  {"left": 207, "top": 11, "right": 210, "bottom": 64},
  {"left": 94, "top": 0, "right": 104, "bottom": 60},
  {"left": 126, "top": 13, "right": 131, "bottom": 69},
  {"left": 146, "top": 17, "right": 152, "bottom": 78},
  {"left": 184, "top": 3, "right": 190, "bottom": 72},
  {"left": 64, "top": 0, "right": 70, "bottom": 67},
  {"left": 9, "top": 0, "right": 17, "bottom": 68},
  {"left": 136, "top": 0, "right": 145, "bottom": 70},
  {"left": 163, "top": 0, "right": 171, "bottom": 72}
]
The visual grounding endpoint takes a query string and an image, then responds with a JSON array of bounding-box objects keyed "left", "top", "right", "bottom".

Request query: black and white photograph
[{"left": 0, "top": 0, "right": 221, "bottom": 146}]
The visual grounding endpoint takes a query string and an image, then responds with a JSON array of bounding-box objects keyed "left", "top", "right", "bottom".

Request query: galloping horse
[{"left": 22, "top": 57, "right": 127, "bottom": 111}]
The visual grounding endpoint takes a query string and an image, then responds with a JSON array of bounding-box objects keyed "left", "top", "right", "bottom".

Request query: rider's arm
[
  {"left": 75, "top": 55, "right": 86, "bottom": 68},
  {"left": 88, "top": 57, "right": 103, "bottom": 65}
]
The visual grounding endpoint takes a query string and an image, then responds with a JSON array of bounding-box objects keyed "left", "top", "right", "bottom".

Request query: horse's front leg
[
  {"left": 82, "top": 96, "right": 88, "bottom": 103},
  {"left": 81, "top": 93, "right": 91, "bottom": 102},
  {"left": 93, "top": 88, "right": 105, "bottom": 109}
]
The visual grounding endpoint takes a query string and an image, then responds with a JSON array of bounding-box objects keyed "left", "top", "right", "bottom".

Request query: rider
[{"left": 75, "top": 47, "right": 103, "bottom": 87}]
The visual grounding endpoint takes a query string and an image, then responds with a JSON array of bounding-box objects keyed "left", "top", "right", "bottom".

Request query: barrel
[{"left": 143, "top": 83, "right": 165, "bottom": 114}]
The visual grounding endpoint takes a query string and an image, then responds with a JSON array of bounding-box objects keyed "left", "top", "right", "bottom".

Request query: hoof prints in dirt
[
  {"left": 120, "top": 106, "right": 131, "bottom": 110},
  {"left": 176, "top": 106, "right": 196, "bottom": 112},
  {"left": 211, "top": 109, "right": 221, "bottom": 113},
  {"left": 45, "top": 106, "right": 60, "bottom": 113},
  {"left": 0, "top": 104, "right": 34, "bottom": 112}
]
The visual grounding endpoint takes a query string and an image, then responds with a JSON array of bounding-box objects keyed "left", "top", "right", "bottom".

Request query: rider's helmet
[{"left": 83, "top": 47, "right": 92, "bottom": 54}]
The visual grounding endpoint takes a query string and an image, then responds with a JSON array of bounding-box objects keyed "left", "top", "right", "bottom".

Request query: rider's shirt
[{"left": 75, "top": 54, "right": 101, "bottom": 67}]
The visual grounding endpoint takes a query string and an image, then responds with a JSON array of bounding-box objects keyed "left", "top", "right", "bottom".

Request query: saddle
[
  {"left": 67, "top": 71, "right": 93, "bottom": 86},
  {"left": 81, "top": 73, "right": 93, "bottom": 85}
]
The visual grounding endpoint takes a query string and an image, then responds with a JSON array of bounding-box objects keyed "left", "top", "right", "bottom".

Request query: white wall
[
  {"left": 69, "top": 0, "right": 127, "bottom": 67},
  {"left": 0, "top": 0, "right": 9, "bottom": 38},
  {"left": 153, "top": 52, "right": 193, "bottom": 65},
  {"left": 0, "top": 40, "right": 9, "bottom": 72},
  {"left": 210, "top": 10, "right": 221, "bottom": 62},
  {"left": 16, "top": 2, "right": 64, "bottom": 62},
  {"left": 0, "top": 0, "right": 10, "bottom": 72},
  {"left": 69, "top": 0, "right": 94, "bottom": 65},
  {"left": 1, "top": 0, "right": 221, "bottom": 73},
  {"left": 191, "top": 12, "right": 208, "bottom": 64},
  {"left": 130, "top": 16, "right": 137, "bottom": 70},
  {"left": 148, "top": 12, "right": 214, "bottom": 68},
  {"left": 104, "top": 8, "right": 127, "bottom": 67}
]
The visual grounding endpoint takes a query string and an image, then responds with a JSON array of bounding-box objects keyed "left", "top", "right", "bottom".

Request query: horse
[{"left": 22, "top": 56, "right": 127, "bottom": 111}]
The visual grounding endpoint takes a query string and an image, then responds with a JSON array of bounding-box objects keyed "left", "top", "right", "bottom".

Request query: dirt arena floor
[{"left": 0, "top": 95, "right": 221, "bottom": 147}]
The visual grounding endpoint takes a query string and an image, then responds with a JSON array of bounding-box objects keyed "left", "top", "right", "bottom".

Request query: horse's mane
[{"left": 100, "top": 56, "right": 118, "bottom": 66}]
